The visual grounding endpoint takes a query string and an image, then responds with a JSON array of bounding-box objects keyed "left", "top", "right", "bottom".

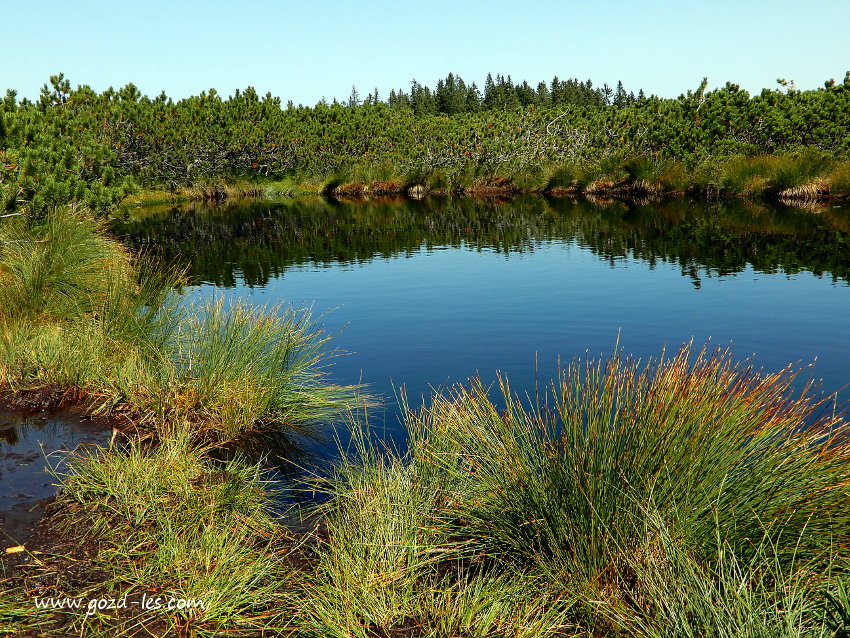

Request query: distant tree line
[
  {"left": 1, "top": 71, "right": 849, "bottom": 215},
  {"left": 344, "top": 73, "right": 641, "bottom": 114}
]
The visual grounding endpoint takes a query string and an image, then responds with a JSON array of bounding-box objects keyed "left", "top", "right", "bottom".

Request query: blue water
[
  {"left": 0, "top": 412, "right": 111, "bottom": 513},
  {"left": 195, "top": 231, "right": 850, "bottom": 441},
  {"left": 4, "top": 197, "right": 850, "bottom": 512}
]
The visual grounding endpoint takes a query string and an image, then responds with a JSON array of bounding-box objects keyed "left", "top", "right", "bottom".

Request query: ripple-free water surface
[
  {"left": 0, "top": 412, "right": 111, "bottom": 539},
  {"left": 5, "top": 196, "right": 850, "bottom": 515},
  {"left": 114, "top": 196, "right": 850, "bottom": 445}
]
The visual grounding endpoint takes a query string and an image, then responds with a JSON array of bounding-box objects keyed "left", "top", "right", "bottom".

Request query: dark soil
[
  {"left": 0, "top": 499, "right": 118, "bottom": 637},
  {"left": 0, "top": 386, "right": 136, "bottom": 426}
]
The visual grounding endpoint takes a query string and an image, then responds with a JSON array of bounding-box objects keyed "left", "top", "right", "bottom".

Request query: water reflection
[
  {"left": 112, "top": 196, "right": 850, "bottom": 289},
  {"left": 0, "top": 411, "right": 111, "bottom": 511},
  {"left": 111, "top": 196, "right": 850, "bottom": 447}
]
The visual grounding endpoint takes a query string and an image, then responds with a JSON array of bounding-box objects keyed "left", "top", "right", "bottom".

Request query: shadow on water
[{"left": 0, "top": 410, "right": 112, "bottom": 545}]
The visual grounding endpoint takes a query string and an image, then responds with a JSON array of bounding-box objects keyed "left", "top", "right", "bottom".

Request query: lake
[
  {"left": 116, "top": 195, "right": 850, "bottom": 441},
  {"left": 2, "top": 195, "right": 850, "bottom": 511}
]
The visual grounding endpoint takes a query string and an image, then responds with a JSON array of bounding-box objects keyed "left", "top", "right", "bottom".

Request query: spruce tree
[
  {"left": 614, "top": 80, "right": 627, "bottom": 107},
  {"left": 347, "top": 85, "right": 360, "bottom": 108}
]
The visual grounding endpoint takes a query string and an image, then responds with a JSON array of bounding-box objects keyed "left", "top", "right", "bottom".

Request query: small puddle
[{"left": 0, "top": 410, "right": 112, "bottom": 545}]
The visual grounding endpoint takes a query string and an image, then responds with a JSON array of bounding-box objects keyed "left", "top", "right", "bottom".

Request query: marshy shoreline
[
  {"left": 3, "top": 69, "right": 850, "bottom": 634},
  {"left": 122, "top": 153, "right": 850, "bottom": 210},
  {"left": 1, "top": 203, "right": 850, "bottom": 637}
]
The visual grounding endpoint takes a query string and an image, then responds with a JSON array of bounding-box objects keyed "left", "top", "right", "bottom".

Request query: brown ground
[{"left": 1, "top": 485, "right": 315, "bottom": 637}]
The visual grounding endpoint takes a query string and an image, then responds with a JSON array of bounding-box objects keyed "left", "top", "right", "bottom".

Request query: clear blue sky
[{"left": 4, "top": 0, "right": 849, "bottom": 104}]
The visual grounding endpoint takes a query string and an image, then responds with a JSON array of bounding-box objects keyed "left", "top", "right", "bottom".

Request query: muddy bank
[
  {"left": 316, "top": 179, "right": 848, "bottom": 206},
  {"left": 0, "top": 408, "right": 113, "bottom": 546}
]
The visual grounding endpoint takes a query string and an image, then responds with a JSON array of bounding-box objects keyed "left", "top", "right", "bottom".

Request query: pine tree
[
  {"left": 550, "top": 76, "right": 561, "bottom": 104},
  {"left": 347, "top": 85, "right": 360, "bottom": 108},
  {"left": 613, "top": 80, "right": 627, "bottom": 107},
  {"left": 436, "top": 73, "right": 466, "bottom": 115},
  {"left": 39, "top": 73, "right": 71, "bottom": 108}
]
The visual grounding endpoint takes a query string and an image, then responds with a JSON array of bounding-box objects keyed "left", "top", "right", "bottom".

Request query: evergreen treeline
[
  {"left": 2, "top": 71, "right": 850, "bottom": 215},
  {"left": 378, "top": 73, "right": 618, "bottom": 114}
]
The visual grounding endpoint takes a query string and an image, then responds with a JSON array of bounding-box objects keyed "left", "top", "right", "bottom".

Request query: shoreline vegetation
[
  {"left": 2, "top": 70, "right": 850, "bottom": 635},
  {"left": 3, "top": 72, "right": 850, "bottom": 217},
  {"left": 2, "top": 209, "right": 850, "bottom": 638},
  {"left": 0, "top": 212, "right": 361, "bottom": 449},
  {"left": 119, "top": 157, "right": 850, "bottom": 210}
]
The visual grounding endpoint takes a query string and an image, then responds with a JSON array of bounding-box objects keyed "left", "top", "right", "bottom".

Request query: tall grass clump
[
  {"left": 152, "top": 297, "right": 359, "bottom": 444},
  {"left": 393, "top": 343, "right": 850, "bottom": 631},
  {"left": 598, "top": 508, "right": 840, "bottom": 637},
  {"left": 547, "top": 155, "right": 628, "bottom": 192},
  {"left": 0, "top": 210, "right": 182, "bottom": 402},
  {"left": 414, "top": 344, "right": 850, "bottom": 573},
  {"left": 545, "top": 162, "right": 595, "bottom": 191},
  {"left": 295, "top": 425, "right": 575, "bottom": 637},
  {"left": 715, "top": 155, "right": 775, "bottom": 195},
  {"left": 11, "top": 434, "right": 298, "bottom": 636},
  {"left": 298, "top": 434, "right": 453, "bottom": 635},
  {"left": 827, "top": 162, "right": 850, "bottom": 197},
  {"left": 711, "top": 153, "right": 834, "bottom": 199},
  {"left": 0, "top": 209, "right": 359, "bottom": 448},
  {"left": 620, "top": 155, "right": 666, "bottom": 184},
  {"left": 0, "top": 211, "right": 133, "bottom": 322},
  {"left": 299, "top": 341, "right": 850, "bottom": 635},
  {"left": 769, "top": 150, "right": 833, "bottom": 193},
  {"left": 617, "top": 155, "right": 689, "bottom": 193}
]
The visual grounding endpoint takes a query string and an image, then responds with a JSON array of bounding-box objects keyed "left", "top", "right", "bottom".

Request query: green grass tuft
[
  {"left": 14, "top": 435, "right": 299, "bottom": 636},
  {"left": 0, "top": 212, "right": 134, "bottom": 322},
  {"left": 153, "top": 297, "right": 361, "bottom": 444}
]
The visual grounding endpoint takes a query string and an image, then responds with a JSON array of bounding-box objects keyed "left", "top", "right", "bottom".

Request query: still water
[
  {"left": 4, "top": 195, "right": 850, "bottom": 515},
  {"left": 115, "top": 195, "right": 850, "bottom": 441},
  {"left": 0, "top": 412, "right": 111, "bottom": 539}
]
